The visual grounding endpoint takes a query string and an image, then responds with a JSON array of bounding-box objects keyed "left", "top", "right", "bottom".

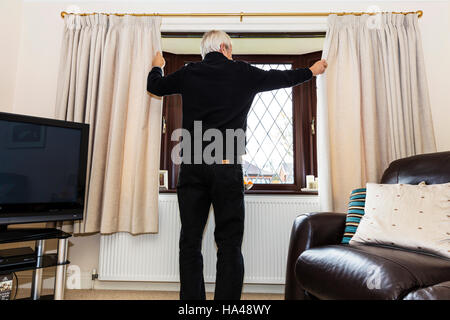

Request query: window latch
[{"left": 311, "top": 117, "right": 316, "bottom": 135}]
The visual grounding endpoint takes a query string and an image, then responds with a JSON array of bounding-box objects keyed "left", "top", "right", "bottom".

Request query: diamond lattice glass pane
[{"left": 243, "top": 63, "right": 294, "bottom": 184}]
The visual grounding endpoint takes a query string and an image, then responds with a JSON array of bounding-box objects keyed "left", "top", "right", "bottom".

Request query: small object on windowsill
[
  {"left": 159, "top": 170, "right": 168, "bottom": 190},
  {"left": 306, "top": 175, "right": 319, "bottom": 189},
  {"left": 306, "top": 175, "right": 315, "bottom": 188},
  {"left": 244, "top": 177, "right": 254, "bottom": 190},
  {"left": 301, "top": 188, "right": 318, "bottom": 192}
]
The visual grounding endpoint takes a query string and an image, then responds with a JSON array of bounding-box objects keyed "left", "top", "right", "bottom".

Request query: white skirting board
[
  {"left": 98, "top": 194, "right": 320, "bottom": 289},
  {"left": 19, "top": 273, "right": 286, "bottom": 295}
]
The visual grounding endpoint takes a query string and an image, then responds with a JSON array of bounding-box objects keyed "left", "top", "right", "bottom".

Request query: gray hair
[{"left": 200, "top": 30, "right": 232, "bottom": 59}]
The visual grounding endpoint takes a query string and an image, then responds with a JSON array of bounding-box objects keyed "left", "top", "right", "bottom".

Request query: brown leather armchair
[{"left": 285, "top": 151, "right": 450, "bottom": 300}]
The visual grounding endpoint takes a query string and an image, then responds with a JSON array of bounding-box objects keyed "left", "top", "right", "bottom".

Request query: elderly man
[{"left": 147, "top": 30, "right": 327, "bottom": 300}]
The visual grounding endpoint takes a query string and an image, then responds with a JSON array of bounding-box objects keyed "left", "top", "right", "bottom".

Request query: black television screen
[{"left": 0, "top": 112, "right": 89, "bottom": 225}]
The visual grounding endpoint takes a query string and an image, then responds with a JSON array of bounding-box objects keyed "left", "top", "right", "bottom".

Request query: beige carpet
[{"left": 16, "top": 289, "right": 283, "bottom": 300}]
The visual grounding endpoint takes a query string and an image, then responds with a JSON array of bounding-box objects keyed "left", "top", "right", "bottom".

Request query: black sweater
[{"left": 147, "top": 51, "right": 313, "bottom": 160}]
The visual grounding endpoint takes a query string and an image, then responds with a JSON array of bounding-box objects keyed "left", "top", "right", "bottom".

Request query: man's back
[
  {"left": 181, "top": 52, "right": 256, "bottom": 134},
  {"left": 148, "top": 51, "right": 312, "bottom": 136},
  {"left": 148, "top": 51, "right": 313, "bottom": 162}
]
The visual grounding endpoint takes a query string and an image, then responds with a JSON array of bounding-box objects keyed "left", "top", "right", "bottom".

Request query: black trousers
[{"left": 176, "top": 163, "right": 245, "bottom": 300}]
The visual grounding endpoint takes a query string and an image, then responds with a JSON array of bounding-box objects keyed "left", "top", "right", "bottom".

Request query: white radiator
[{"left": 99, "top": 194, "right": 320, "bottom": 284}]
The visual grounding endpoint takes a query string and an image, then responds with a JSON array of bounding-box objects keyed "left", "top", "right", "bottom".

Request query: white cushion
[{"left": 350, "top": 182, "right": 450, "bottom": 258}]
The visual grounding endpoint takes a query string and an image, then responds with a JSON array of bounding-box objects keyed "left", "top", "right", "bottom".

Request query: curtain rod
[{"left": 60, "top": 10, "right": 423, "bottom": 22}]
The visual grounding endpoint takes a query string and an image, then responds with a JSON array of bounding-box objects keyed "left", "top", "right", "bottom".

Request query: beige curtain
[
  {"left": 317, "top": 13, "right": 436, "bottom": 213},
  {"left": 55, "top": 14, "right": 163, "bottom": 234}
]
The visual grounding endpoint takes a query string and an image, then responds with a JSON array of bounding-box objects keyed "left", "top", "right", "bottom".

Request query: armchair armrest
[
  {"left": 284, "top": 212, "right": 346, "bottom": 300},
  {"left": 403, "top": 281, "right": 450, "bottom": 300}
]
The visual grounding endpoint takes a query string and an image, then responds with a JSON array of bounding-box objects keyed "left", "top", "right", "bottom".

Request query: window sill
[
  {"left": 159, "top": 189, "right": 318, "bottom": 195},
  {"left": 245, "top": 189, "right": 318, "bottom": 195},
  {"left": 159, "top": 189, "right": 177, "bottom": 194}
]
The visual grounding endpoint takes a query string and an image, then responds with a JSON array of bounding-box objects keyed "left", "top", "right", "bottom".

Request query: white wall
[
  {"left": 11, "top": 0, "right": 450, "bottom": 148},
  {"left": 416, "top": 1, "right": 450, "bottom": 152},
  {"left": 0, "top": 0, "right": 23, "bottom": 112},
  {"left": 3, "top": 0, "right": 450, "bottom": 288}
]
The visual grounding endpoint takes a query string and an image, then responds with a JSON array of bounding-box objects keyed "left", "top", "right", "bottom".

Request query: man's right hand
[
  {"left": 309, "top": 59, "right": 328, "bottom": 76},
  {"left": 152, "top": 51, "right": 165, "bottom": 68}
]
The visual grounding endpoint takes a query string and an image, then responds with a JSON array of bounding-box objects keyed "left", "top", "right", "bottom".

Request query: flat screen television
[{"left": 0, "top": 112, "right": 89, "bottom": 226}]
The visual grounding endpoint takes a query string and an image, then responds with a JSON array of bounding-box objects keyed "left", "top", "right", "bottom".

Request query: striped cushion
[{"left": 341, "top": 188, "right": 366, "bottom": 244}]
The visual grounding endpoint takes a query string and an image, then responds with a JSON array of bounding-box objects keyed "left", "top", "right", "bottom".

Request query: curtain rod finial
[
  {"left": 61, "top": 11, "right": 67, "bottom": 19},
  {"left": 417, "top": 10, "right": 423, "bottom": 18}
]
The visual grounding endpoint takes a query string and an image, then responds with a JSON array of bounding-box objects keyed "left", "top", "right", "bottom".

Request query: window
[
  {"left": 244, "top": 63, "right": 294, "bottom": 185},
  {"left": 159, "top": 51, "right": 320, "bottom": 194}
]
